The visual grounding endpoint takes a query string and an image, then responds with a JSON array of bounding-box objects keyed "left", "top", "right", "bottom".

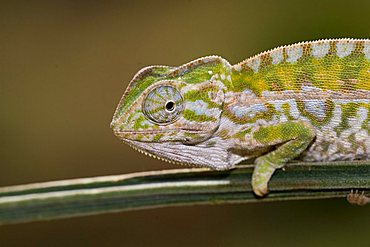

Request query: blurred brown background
[{"left": 1, "top": 0, "right": 370, "bottom": 246}]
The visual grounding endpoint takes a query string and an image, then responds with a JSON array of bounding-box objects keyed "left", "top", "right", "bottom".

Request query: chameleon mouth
[
  {"left": 122, "top": 139, "right": 202, "bottom": 167},
  {"left": 113, "top": 128, "right": 210, "bottom": 137},
  {"left": 114, "top": 128, "right": 206, "bottom": 133}
]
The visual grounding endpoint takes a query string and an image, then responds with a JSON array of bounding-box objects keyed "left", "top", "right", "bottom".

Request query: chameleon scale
[{"left": 111, "top": 38, "right": 370, "bottom": 198}]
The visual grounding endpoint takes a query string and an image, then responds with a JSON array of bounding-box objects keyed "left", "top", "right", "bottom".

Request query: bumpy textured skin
[{"left": 111, "top": 38, "right": 370, "bottom": 198}]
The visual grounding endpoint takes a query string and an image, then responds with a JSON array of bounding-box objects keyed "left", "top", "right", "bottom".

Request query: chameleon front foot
[
  {"left": 252, "top": 157, "right": 278, "bottom": 196},
  {"left": 347, "top": 190, "right": 370, "bottom": 206},
  {"left": 250, "top": 121, "right": 315, "bottom": 197}
]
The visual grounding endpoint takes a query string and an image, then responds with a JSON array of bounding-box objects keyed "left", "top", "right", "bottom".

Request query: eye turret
[{"left": 143, "top": 85, "right": 184, "bottom": 124}]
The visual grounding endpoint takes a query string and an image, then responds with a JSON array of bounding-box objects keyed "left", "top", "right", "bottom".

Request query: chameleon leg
[{"left": 252, "top": 121, "right": 315, "bottom": 196}]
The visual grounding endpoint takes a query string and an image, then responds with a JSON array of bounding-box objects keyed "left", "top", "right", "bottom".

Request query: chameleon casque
[{"left": 111, "top": 38, "right": 370, "bottom": 199}]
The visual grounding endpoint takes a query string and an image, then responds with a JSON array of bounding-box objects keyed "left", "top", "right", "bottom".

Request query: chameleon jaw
[
  {"left": 121, "top": 138, "right": 234, "bottom": 170},
  {"left": 112, "top": 128, "right": 214, "bottom": 143},
  {"left": 122, "top": 139, "right": 201, "bottom": 167}
]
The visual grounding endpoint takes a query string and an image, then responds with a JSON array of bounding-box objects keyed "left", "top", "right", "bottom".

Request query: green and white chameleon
[{"left": 111, "top": 38, "right": 370, "bottom": 199}]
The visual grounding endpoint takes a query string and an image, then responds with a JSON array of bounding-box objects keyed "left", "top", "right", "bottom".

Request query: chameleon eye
[{"left": 143, "top": 85, "right": 184, "bottom": 124}]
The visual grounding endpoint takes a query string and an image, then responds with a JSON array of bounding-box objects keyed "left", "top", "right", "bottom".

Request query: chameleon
[{"left": 111, "top": 38, "right": 370, "bottom": 201}]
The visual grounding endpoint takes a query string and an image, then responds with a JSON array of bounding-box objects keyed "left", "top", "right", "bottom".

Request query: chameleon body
[{"left": 111, "top": 39, "right": 370, "bottom": 197}]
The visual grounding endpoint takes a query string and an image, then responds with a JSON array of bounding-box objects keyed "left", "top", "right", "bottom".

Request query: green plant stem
[{"left": 1, "top": 161, "right": 370, "bottom": 225}]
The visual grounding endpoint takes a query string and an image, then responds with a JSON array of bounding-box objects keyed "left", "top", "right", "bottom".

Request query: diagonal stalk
[{"left": 1, "top": 161, "right": 370, "bottom": 225}]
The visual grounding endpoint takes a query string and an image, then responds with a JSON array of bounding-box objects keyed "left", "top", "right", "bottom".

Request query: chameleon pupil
[{"left": 165, "top": 101, "right": 175, "bottom": 112}]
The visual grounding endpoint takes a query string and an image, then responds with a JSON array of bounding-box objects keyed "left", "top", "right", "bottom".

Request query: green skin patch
[{"left": 112, "top": 39, "right": 370, "bottom": 201}]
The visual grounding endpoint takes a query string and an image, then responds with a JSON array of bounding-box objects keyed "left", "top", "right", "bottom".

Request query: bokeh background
[{"left": 2, "top": 0, "right": 370, "bottom": 246}]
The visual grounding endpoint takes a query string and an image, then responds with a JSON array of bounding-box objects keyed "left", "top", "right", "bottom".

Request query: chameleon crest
[{"left": 112, "top": 39, "right": 370, "bottom": 199}]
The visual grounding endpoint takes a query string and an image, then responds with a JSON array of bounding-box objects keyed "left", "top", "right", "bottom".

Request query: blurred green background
[{"left": 1, "top": 0, "right": 370, "bottom": 246}]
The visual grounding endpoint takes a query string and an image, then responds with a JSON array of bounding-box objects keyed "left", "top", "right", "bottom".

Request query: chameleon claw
[
  {"left": 251, "top": 157, "right": 276, "bottom": 197},
  {"left": 252, "top": 182, "right": 269, "bottom": 197},
  {"left": 347, "top": 190, "right": 370, "bottom": 206}
]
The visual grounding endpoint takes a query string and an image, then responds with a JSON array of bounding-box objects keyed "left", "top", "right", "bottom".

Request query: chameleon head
[{"left": 111, "top": 56, "right": 232, "bottom": 166}]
